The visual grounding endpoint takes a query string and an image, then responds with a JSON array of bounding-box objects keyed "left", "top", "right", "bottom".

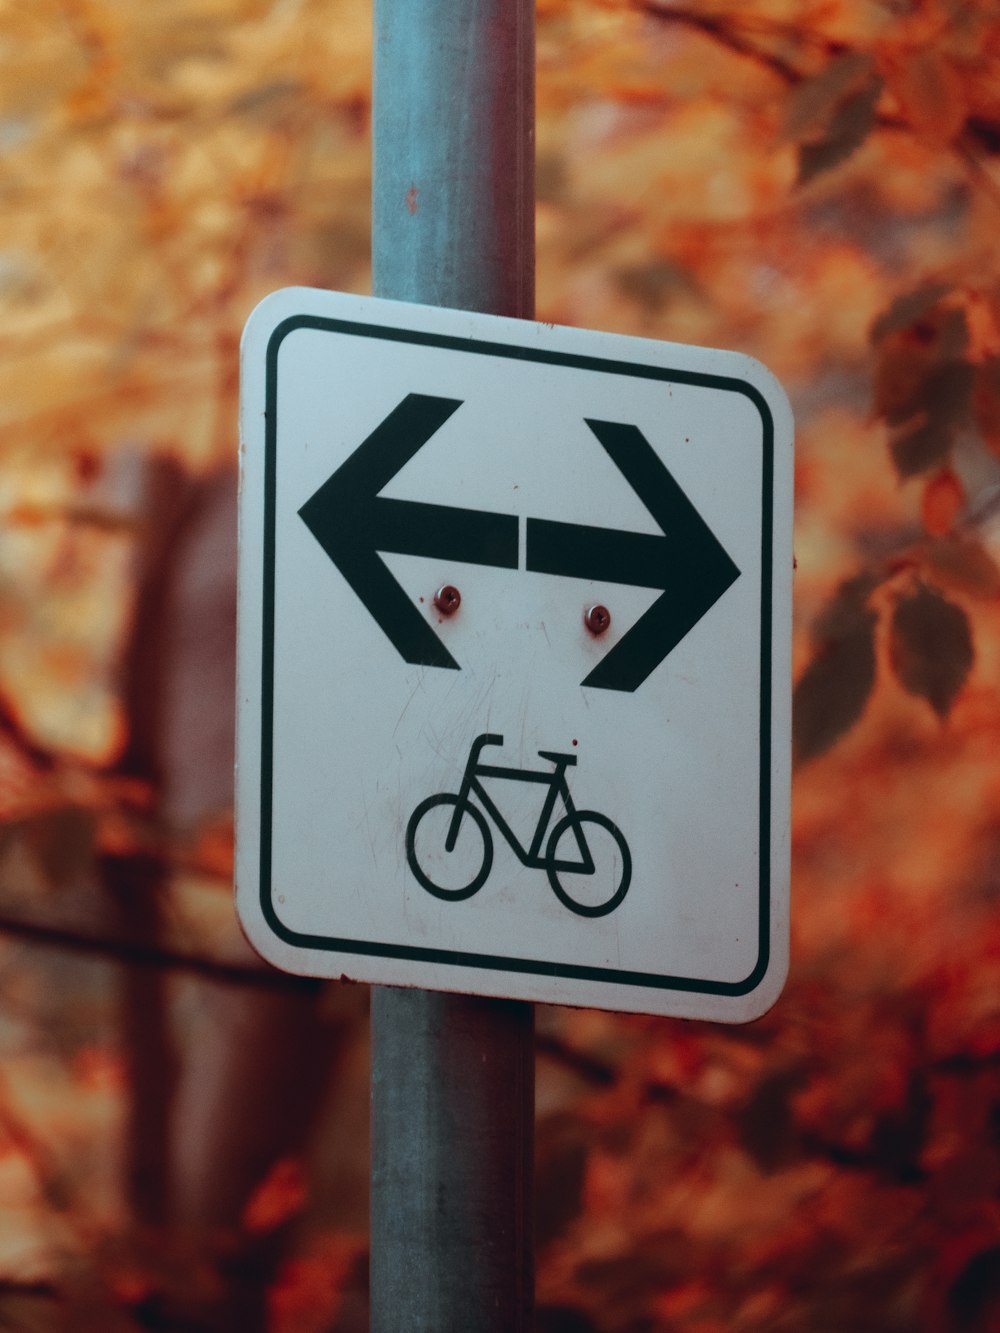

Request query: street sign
[{"left": 236, "top": 287, "right": 793, "bottom": 1021}]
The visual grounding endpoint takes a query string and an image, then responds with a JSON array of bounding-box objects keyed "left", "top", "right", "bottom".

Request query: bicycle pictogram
[{"left": 405, "top": 733, "right": 631, "bottom": 917}]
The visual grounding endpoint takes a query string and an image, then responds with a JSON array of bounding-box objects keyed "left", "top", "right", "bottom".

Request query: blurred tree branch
[{"left": 0, "top": 910, "right": 316, "bottom": 992}]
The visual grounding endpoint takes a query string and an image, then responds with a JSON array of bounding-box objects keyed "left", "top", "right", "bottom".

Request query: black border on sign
[{"left": 260, "top": 314, "right": 775, "bottom": 997}]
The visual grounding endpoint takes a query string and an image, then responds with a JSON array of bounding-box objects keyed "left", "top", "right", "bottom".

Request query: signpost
[
  {"left": 327, "top": 3, "right": 536, "bottom": 1327},
  {"left": 236, "top": 287, "right": 793, "bottom": 1021},
  {"left": 236, "top": 3, "right": 791, "bottom": 1327}
]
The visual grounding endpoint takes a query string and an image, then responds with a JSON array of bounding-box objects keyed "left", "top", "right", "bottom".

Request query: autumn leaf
[
  {"left": 811, "top": 569, "right": 882, "bottom": 642},
  {"left": 241, "top": 1157, "right": 307, "bottom": 1234},
  {"left": 890, "top": 414, "right": 951, "bottom": 478},
  {"left": 973, "top": 355, "right": 1000, "bottom": 459},
  {"left": 873, "top": 303, "right": 969, "bottom": 407},
  {"left": 880, "top": 47, "right": 968, "bottom": 144},
  {"left": 920, "top": 469, "right": 964, "bottom": 537},
  {"left": 869, "top": 281, "right": 954, "bottom": 346},
  {"left": 796, "top": 78, "right": 883, "bottom": 186},
  {"left": 793, "top": 582, "right": 878, "bottom": 764},
  {"left": 925, "top": 535, "right": 1000, "bottom": 601},
  {"left": 873, "top": 305, "right": 974, "bottom": 478},
  {"left": 268, "top": 1237, "right": 361, "bottom": 1333},
  {"left": 781, "top": 52, "right": 876, "bottom": 145},
  {"left": 889, "top": 583, "right": 973, "bottom": 717}
]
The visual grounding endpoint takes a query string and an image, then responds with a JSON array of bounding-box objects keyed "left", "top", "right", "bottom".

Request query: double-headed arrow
[{"left": 298, "top": 393, "right": 740, "bottom": 692}]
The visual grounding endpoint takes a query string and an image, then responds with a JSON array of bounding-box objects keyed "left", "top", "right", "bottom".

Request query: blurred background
[{"left": 1, "top": 1, "right": 999, "bottom": 1329}]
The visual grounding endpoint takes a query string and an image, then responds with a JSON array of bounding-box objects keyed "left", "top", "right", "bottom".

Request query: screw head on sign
[
  {"left": 434, "top": 584, "right": 461, "bottom": 616},
  {"left": 584, "top": 604, "right": 611, "bottom": 635}
]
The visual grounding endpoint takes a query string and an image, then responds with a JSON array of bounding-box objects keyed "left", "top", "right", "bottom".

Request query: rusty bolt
[
  {"left": 584, "top": 603, "right": 611, "bottom": 635},
  {"left": 434, "top": 584, "right": 461, "bottom": 616}
]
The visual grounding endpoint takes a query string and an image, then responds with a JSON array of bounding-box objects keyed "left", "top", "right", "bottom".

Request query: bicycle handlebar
[
  {"left": 468, "top": 733, "right": 577, "bottom": 770},
  {"left": 469, "top": 733, "right": 505, "bottom": 763}
]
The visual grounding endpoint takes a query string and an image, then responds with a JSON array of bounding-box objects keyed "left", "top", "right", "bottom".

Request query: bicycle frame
[{"left": 446, "top": 734, "right": 594, "bottom": 873}]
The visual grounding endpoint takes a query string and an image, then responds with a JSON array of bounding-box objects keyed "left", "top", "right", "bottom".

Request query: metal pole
[
  {"left": 371, "top": 0, "right": 534, "bottom": 318},
  {"left": 369, "top": 2, "right": 535, "bottom": 1330},
  {"left": 370, "top": 992, "right": 534, "bottom": 1330}
]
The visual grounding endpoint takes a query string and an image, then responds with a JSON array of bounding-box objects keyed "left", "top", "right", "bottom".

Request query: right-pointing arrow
[{"left": 526, "top": 419, "right": 741, "bottom": 692}]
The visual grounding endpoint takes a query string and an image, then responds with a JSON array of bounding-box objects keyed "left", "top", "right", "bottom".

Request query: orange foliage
[
  {"left": 922, "top": 468, "right": 965, "bottom": 537},
  {"left": 268, "top": 1236, "right": 363, "bottom": 1333},
  {"left": 1, "top": 0, "right": 1000, "bottom": 1329},
  {"left": 241, "top": 1157, "right": 308, "bottom": 1234}
]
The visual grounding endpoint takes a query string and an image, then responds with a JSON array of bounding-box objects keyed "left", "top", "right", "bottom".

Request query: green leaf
[{"left": 889, "top": 583, "right": 973, "bottom": 717}]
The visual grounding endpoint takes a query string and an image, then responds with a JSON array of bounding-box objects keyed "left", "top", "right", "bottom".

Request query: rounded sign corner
[
  {"left": 234, "top": 880, "right": 300, "bottom": 977},
  {"left": 733, "top": 352, "right": 795, "bottom": 447},
  {"left": 726, "top": 949, "right": 789, "bottom": 1024},
  {"left": 241, "top": 287, "right": 305, "bottom": 351}
]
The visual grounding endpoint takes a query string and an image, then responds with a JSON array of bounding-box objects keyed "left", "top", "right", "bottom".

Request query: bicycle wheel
[
  {"left": 545, "top": 811, "right": 631, "bottom": 917},
  {"left": 406, "top": 794, "right": 493, "bottom": 901}
]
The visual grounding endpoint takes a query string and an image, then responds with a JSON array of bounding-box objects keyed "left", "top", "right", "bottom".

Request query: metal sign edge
[{"left": 236, "top": 286, "right": 793, "bottom": 1023}]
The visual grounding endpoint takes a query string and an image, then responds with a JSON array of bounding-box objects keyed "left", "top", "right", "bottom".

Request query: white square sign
[{"left": 236, "top": 288, "right": 793, "bottom": 1021}]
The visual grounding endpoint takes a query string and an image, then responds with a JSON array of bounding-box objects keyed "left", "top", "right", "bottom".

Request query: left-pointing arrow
[{"left": 298, "top": 393, "right": 519, "bottom": 669}]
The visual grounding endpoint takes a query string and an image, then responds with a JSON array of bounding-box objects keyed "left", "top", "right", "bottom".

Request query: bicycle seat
[{"left": 537, "top": 748, "right": 577, "bottom": 767}]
